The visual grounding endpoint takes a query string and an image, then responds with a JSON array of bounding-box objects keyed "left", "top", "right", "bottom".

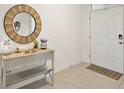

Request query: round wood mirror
[{"left": 4, "top": 4, "right": 42, "bottom": 44}]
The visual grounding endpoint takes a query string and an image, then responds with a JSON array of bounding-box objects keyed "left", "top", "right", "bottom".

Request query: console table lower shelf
[{"left": 1, "top": 49, "right": 54, "bottom": 89}]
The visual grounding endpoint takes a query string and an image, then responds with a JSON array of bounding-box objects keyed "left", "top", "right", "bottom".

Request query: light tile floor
[{"left": 21, "top": 62, "right": 124, "bottom": 89}]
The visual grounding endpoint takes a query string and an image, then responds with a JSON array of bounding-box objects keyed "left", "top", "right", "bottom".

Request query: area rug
[{"left": 86, "top": 64, "right": 122, "bottom": 80}]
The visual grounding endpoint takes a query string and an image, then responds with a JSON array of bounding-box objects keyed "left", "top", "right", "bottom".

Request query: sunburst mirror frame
[{"left": 4, "top": 4, "right": 42, "bottom": 44}]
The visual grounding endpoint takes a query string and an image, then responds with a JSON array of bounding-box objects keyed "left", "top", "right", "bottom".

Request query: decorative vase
[{"left": 41, "top": 42, "right": 47, "bottom": 49}]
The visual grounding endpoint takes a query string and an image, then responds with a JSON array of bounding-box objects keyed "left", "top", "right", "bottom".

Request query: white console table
[{"left": 0, "top": 48, "right": 54, "bottom": 89}]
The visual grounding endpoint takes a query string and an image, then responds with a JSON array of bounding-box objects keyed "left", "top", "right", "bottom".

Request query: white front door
[{"left": 90, "top": 7, "right": 124, "bottom": 73}]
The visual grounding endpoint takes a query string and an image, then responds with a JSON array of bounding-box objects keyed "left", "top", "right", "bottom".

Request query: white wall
[
  {"left": 0, "top": 4, "right": 87, "bottom": 72},
  {"left": 82, "top": 5, "right": 90, "bottom": 63}
]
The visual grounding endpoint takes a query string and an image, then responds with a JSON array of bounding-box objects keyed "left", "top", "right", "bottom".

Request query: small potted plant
[{"left": 40, "top": 38, "right": 48, "bottom": 49}]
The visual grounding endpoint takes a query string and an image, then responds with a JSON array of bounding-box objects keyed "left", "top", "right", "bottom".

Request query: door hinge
[
  {"left": 89, "top": 35, "right": 91, "bottom": 39},
  {"left": 89, "top": 16, "right": 91, "bottom": 20},
  {"left": 89, "top": 54, "right": 91, "bottom": 59}
]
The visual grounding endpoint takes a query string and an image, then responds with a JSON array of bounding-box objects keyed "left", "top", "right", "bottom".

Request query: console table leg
[
  {"left": 43, "top": 56, "right": 47, "bottom": 80},
  {"left": 51, "top": 52, "right": 54, "bottom": 86},
  {"left": 2, "top": 60, "right": 6, "bottom": 88}
]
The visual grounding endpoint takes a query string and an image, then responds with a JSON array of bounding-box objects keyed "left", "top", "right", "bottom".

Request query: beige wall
[
  {"left": 82, "top": 5, "right": 90, "bottom": 63},
  {"left": 0, "top": 4, "right": 90, "bottom": 72}
]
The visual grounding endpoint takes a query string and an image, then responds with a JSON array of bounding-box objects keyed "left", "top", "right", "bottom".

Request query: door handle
[
  {"left": 118, "top": 34, "right": 123, "bottom": 40},
  {"left": 119, "top": 41, "right": 123, "bottom": 44},
  {"left": 6, "top": 70, "right": 12, "bottom": 73}
]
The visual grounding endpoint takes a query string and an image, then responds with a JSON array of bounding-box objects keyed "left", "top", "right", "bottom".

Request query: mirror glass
[{"left": 13, "top": 12, "right": 35, "bottom": 36}]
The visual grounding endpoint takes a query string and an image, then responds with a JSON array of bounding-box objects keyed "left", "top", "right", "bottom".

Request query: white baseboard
[{"left": 54, "top": 61, "right": 84, "bottom": 73}]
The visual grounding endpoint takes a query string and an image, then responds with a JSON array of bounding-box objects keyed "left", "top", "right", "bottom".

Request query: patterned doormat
[{"left": 86, "top": 64, "right": 122, "bottom": 80}]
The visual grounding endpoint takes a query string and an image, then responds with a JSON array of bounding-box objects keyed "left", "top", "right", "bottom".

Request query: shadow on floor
[{"left": 19, "top": 78, "right": 48, "bottom": 89}]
